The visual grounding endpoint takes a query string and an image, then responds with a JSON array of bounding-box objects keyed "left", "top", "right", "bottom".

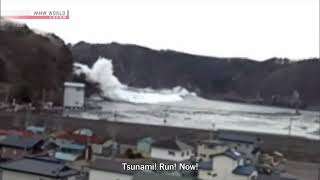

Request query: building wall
[
  {"left": 150, "top": 147, "right": 193, "bottom": 162},
  {"left": 63, "top": 86, "right": 84, "bottom": 108},
  {"left": 0, "top": 147, "right": 32, "bottom": 159},
  {"left": 2, "top": 170, "right": 76, "bottom": 180},
  {"left": 197, "top": 144, "right": 228, "bottom": 161},
  {"left": 89, "top": 169, "right": 133, "bottom": 180},
  {"left": 198, "top": 156, "right": 240, "bottom": 180}
]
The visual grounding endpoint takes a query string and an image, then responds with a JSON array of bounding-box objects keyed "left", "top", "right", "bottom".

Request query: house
[
  {"left": 136, "top": 137, "right": 155, "bottom": 157},
  {"left": 197, "top": 139, "right": 228, "bottom": 161},
  {"left": 63, "top": 82, "right": 85, "bottom": 109},
  {"left": 53, "top": 130, "right": 111, "bottom": 157},
  {"left": 150, "top": 138, "right": 194, "bottom": 162},
  {"left": 198, "top": 149, "right": 258, "bottom": 180},
  {"left": 132, "top": 171, "right": 196, "bottom": 180},
  {"left": 89, "top": 159, "right": 136, "bottom": 180},
  {"left": 0, "top": 156, "right": 79, "bottom": 180},
  {"left": 0, "top": 129, "right": 33, "bottom": 141},
  {"left": 0, "top": 135, "right": 44, "bottom": 159},
  {"left": 54, "top": 143, "right": 87, "bottom": 161},
  {"left": 217, "top": 131, "right": 260, "bottom": 161}
]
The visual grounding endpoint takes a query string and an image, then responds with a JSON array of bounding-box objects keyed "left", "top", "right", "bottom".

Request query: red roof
[
  {"left": 55, "top": 132, "right": 107, "bottom": 145},
  {"left": 0, "top": 129, "right": 33, "bottom": 137}
]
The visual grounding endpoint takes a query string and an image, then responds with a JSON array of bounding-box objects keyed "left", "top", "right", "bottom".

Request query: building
[
  {"left": 0, "top": 156, "right": 79, "bottom": 180},
  {"left": 198, "top": 149, "right": 258, "bottom": 180},
  {"left": 132, "top": 172, "right": 196, "bottom": 180},
  {"left": 54, "top": 143, "right": 87, "bottom": 161},
  {"left": 217, "top": 131, "right": 260, "bottom": 161},
  {"left": 136, "top": 137, "right": 155, "bottom": 157},
  {"left": 63, "top": 82, "right": 85, "bottom": 108},
  {"left": 150, "top": 139, "right": 194, "bottom": 162},
  {"left": 197, "top": 139, "right": 228, "bottom": 161},
  {"left": 89, "top": 159, "right": 136, "bottom": 180},
  {"left": 0, "top": 135, "right": 44, "bottom": 159}
]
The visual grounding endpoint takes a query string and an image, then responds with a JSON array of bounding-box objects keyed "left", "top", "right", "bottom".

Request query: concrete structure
[
  {"left": 198, "top": 149, "right": 258, "bottom": 180},
  {"left": 63, "top": 82, "right": 85, "bottom": 108},
  {"left": 150, "top": 139, "right": 194, "bottom": 162},
  {"left": 0, "top": 157, "right": 79, "bottom": 180}
]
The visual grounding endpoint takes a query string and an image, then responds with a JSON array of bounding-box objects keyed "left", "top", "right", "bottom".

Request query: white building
[
  {"left": 198, "top": 149, "right": 258, "bottom": 180},
  {"left": 63, "top": 82, "right": 85, "bottom": 108},
  {"left": 89, "top": 159, "right": 134, "bottom": 180},
  {"left": 150, "top": 139, "right": 194, "bottom": 162},
  {"left": 0, "top": 157, "right": 79, "bottom": 180},
  {"left": 197, "top": 140, "right": 228, "bottom": 161}
]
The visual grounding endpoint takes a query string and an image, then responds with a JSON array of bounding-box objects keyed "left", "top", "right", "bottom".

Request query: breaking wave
[{"left": 73, "top": 57, "right": 196, "bottom": 104}]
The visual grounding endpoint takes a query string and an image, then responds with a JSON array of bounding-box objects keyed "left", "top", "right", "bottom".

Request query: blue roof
[
  {"left": 55, "top": 152, "right": 80, "bottom": 161},
  {"left": 61, "top": 143, "right": 85, "bottom": 151},
  {"left": 199, "top": 160, "right": 213, "bottom": 171},
  {"left": 233, "top": 165, "right": 256, "bottom": 176}
]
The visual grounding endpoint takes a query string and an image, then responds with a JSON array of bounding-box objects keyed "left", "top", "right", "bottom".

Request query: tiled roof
[
  {"left": 0, "top": 157, "right": 79, "bottom": 178},
  {"left": 0, "top": 135, "right": 43, "bottom": 149},
  {"left": 55, "top": 132, "right": 107, "bottom": 144},
  {"left": 0, "top": 129, "right": 33, "bottom": 137}
]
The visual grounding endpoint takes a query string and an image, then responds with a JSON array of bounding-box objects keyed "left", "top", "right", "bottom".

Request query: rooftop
[
  {"left": 133, "top": 172, "right": 196, "bottom": 180},
  {"left": 232, "top": 165, "right": 256, "bottom": 176},
  {"left": 0, "top": 135, "right": 43, "bottom": 149},
  {"left": 152, "top": 139, "right": 193, "bottom": 151},
  {"left": 64, "top": 82, "right": 85, "bottom": 88},
  {"left": 217, "top": 132, "right": 258, "bottom": 144},
  {"left": 0, "top": 157, "right": 79, "bottom": 178},
  {"left": 55, "top": 131, "right": 107, "bottom": 144}
]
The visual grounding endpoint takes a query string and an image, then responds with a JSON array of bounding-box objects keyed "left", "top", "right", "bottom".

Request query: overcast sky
[{"left": 1, "top": 0, "right": 319, "bottom": 60}]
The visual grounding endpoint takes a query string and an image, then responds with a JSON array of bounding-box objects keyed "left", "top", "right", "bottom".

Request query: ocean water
[{"left": 67, "top": 96, "right": 320, "bottom": 140}]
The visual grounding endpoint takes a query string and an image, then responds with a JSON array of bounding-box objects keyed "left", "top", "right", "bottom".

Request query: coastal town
[{"left": 0, "top": 82, "right": 319, "bottom": 180}]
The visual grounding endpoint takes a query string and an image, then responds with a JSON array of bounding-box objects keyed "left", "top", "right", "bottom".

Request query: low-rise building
[
  {"left": 150, "top": 138, "right": 194, "bottom": 162},
  {"left": 54, "top": 143, "right": 87, "bottom": 161},
  {"left": 0, "top": 156, "right": 79, "bottom": 180},
  {"left": 0, "top": 135, "right": 44, "bottom": 159},
  {"left": 217, "top": 131, "right": 260, "bottom": 162},
  {"left": 89, "top": 159, "right": 136, "bottom": 180},
  {"left": 198, "top": 149, "right": 258, "bottom": 180},
  {"left": 197, "top": 139, "right": 228, "bottom": 161}
]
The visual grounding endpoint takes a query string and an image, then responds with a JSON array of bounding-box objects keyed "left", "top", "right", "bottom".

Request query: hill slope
[
  {"left": 0, "top": 20, "right": 73, "bottom": 105},
  {"left": 71, "top": 42, "right": 320, "bottom": 108}
]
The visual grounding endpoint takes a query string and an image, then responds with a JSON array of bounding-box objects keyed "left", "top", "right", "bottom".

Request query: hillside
[
  {"left": 71, "top": 42, "right": 320, "bottom": 108},
  {"left": 0, "top": 20, "right": 73, "bottom": 105}
]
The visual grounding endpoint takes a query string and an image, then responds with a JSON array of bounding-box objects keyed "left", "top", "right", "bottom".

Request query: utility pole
[
  {"left": 113, "top": 110, "right": 118, "bottom": 122},
  {"left": 288, "top": 117, "right": 293, "bottom": 136},
  {"left": 163, "top": 108, "right": 169, "bottom": 124}
]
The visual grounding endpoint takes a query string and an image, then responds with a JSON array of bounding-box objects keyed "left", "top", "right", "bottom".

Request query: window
[
  {"left": 181, "top": 152, "right": 185, "bottom": 157},
  {"left": 186, "top": 151, "right": 189, "bottom": 156},
  {"left": 168, "top": 151, "right": 175, "bottom": 156},
  {"left": 200, "top": 153, "right": 206, "bottom": 158}
]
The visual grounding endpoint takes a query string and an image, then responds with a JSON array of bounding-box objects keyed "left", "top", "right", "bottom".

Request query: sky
[{"left": 1, "top": 0, "right": 319, "bottom": 60}]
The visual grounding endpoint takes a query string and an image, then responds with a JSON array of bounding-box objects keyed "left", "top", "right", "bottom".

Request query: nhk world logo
[{"left": 1, "top": 10, "right": 70, "bottom": 20}]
